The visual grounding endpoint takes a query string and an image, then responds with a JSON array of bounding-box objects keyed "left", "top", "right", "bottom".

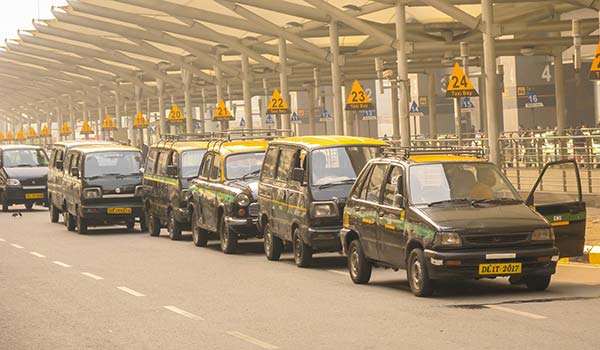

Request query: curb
[{"left": 558, "top": 245, "right": 600, "bottom": 265}]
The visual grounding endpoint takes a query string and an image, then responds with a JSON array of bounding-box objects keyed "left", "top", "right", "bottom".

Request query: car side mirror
[
  {"left": 56, "top": 160, "right": 63, "bottom": 170},
  {"left": 166, "top": 165, "right": 178, "bottom": 177},
  {"left": 393, "top": 194, "right": 405, "bottom": 208},
  {"left": 291, "top": 167, "right": 305, "bottom": 183},
  {"left": 71, "top": 167, "right": 79, "bottom": 178}
]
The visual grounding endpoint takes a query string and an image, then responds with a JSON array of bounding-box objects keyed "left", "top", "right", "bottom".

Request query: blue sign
[
  {"left": 461, "top": 97, "right": 476, "bottom": 111},
  {"left": 194, "top": 121, "right": 202, "bottom": 129},
  {"left": 290, "top": 111, "right": 301, "bottom": 124},
  {"left": 319, "top": 109, "right": 332, "bottom": 122},
  {"left": 360, "top": 109, "right": 377, "bottom": 121},
  {"left": 409, "top": 100, "right": 423, "bottom": 116},
  {"left": 239, "top": 117, "right": 246, "bottom": 128},
  {"left": 525, "top": 88, "right": 543, "bottom": 108},
  {"left": 265, "top": 113, "right": 275, "bottom": 125}
]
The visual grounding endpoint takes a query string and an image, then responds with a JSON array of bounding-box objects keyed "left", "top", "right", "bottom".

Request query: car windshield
[
  {"left": 84, "top": 151, "right": 142, "bottom": 178},
  {"left": 225, "top": 152, "right": 265, "bottom": 180},
  {"left": 2, "top": 149, "right": 48, "bottom": 167},
  {"left": 310, "top": 146, "right": 379, "bottom": 186},
  {"left": 409, "top": 162, "right": 520, "bottom": 206},
  {"left": 180, "top": 150, "right": 206, "bottom": 178}
]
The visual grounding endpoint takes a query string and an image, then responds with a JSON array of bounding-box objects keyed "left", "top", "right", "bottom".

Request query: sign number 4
[{"left": 542, "top": 64, "right": 552, "bottom": 83}]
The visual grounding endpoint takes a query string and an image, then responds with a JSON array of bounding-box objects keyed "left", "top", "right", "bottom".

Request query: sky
[{"left": 0, "top": 0, "right": 67, "bottom": 44}]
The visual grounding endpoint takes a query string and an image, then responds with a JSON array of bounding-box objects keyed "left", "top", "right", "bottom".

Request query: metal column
[
  {"left": 306, "top": 83, "right": 316, "bottom": 136},
  {"left": 241, "top": 54, "right": 253, "bottom": 131},
  {"left": 329, "top": 21, "right": 344, "bottom": 135},
  {"left": 214, "top": 55, "right": 228, "bottom": 131},
  {"left": 134, "top": 85, "right": 142, "bottom": 148},
  {"left": 396, "top": 2, "right": 410, "bottom": 147},
  {"left": 156, "top": 78, "right": 166, "bottom": 137},
  {"left": 391, "top": 83, "right": 400, "bottom": 140},
  {"left": 554, "top": 53, "right": 566, "bottom": 134},
  {"left": 279, "top": 38, "right": 291, "bottom": 132},
  {"left": 114, "top": 89, "right": 121, "bottom": 129},
  {"left": 97, "top": 95, "right": 103, "bottom": 140},
  {"left": 200, "top": 88, "right": 207, "bottom": 133},
  {"left": 82, "top": 100, "right": 89, "bottom": 140},
  {"left": 482, "top": 0, "right": 500, "bottom": 165},
  {"left": 182, "top": 69, "right": 194, "bottom": 133},
  {"left": 427, "top": 70, "right": 438, "bottom": 138},
  {"left": 55, "top": 103, "right": 62, "bottom": 142},
  {"left": 69, "top": 97, "right": 76, "bottom": 140}
]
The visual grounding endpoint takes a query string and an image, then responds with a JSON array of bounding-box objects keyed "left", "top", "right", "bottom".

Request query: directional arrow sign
[
  {"left": 345, "top": 80, "right": 374, "bottom": 111},
  {"left": 239, "top": 117, "right": 246, "bottom": 128},
  {"left": 461, "top": 97, "right": 476, "bottom": 112},
  {"left": 80, "top": 120, "right": 94, "bottom": 135},
  {"left": 133, "top": 112, "right": 149, "bottom": 128},
  {"left": 214, "top": 99, "right": 233, "bottom": 121},
  {"left": 290, "top": 111, "right": 302, "bottom": 124},
  {"left": 265, "top": 113, "right": 275, "bottom": 126},
  {"left": 446, "top": 63, "right": 479, "bottom": 98},
  {"left": 360, "top": 109, "right": 377, "bottom": 121},
  {"left": 409, "top": 100, "right": 423, "bottom": 116},
  {"left": 525, "top": 89, "right": 544, "bottom": 108},
  {"left": 267, "top": 89, "right": 290, "bottom": 114},
  {"left": 319, "top": 109, "right": 332, "bottom": 122}
]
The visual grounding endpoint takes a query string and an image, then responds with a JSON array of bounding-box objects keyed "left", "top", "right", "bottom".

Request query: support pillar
[
  {"left": 214, "top": 54, "right": 228, "bottom": 131},
  {"left": 329, "top": 21, "right": 344, "bottom": 135},
  {"left": 554, "top": 53, "right": 566, "bottom": 134},
  {"left": 69, "top": 96, "right": 75, "bottom": 140},
  {"left": 391, "top": 84, "right": 400, "bottom": 139},
  {"left": 146, "top": 98, "right": 152, "bottom": 146},
  {"left": 156, "top": 78, "right": 166, "bottom": 137},
  {"left": 134, "top": 85, "right": 143, "bottom": 148},
  {"left": 82, "top": 100, "right": 89, "bottom": 140},
  {"left": 482, "top": 0, "right": 501, "bottom": 165},
  {"left": 182, "top": 69, "right": 194, "bottom": 133},
  {"left": 241, "top": 53, "right": 253, "bottom": 131},
  {"left": 306, "top": 83, "right": 316, "bottom": 136},
  {"left": 279, "top": 37, "right": 291, "bottom": 132},
  {"left": 97, "top": 95, "right": 104, "bottom": 141},
  {"left": 114, "top": 89, "right": 121, "bottom": 129},
  {"left": 55, "top": 103, "right": 62, "bottom": 142},
  {"left": 427, "top": 70, "right": 438, "bottom": 138},
  {"left": 396, "top": 2, "right": 411, "bottom": 147},
  {"left": 200, "top": 88, "right": 207, "bottom": 134}
]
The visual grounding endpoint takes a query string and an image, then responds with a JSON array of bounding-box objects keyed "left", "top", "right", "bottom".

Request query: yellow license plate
[
  {"left": 107, "top": 207, "right": 132, "bottom": 214},
  {"left": 25, "top": 193, "right": 44, "bottom": 199},
  {"left": 478, "top": 263, "right": 522, "bottom": 275}
]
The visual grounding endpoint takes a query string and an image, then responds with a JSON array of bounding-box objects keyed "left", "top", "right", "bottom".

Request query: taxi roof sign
[
  {"left": 133, "top": 112, "right": 149, "bottom": 128},
  {"left": 102, "top": 114, "right": 117, "bottom": 130},
  {"left": 40, "top": 124, "right": 51, "bottom": 137},
  {"left": 168, "top": 105, "right": 184, "bottom": 123},
  {"left": 27, "top": 127, "right": 38, "bottom": 138},
  {"left": 589, "top": 42, "right": 600, "bottom": 80},
  {"left": 16, "top": 130, "right": 25, "bottom": 140},
  {"left": 446, "top": 63, "right": 479, "bottom": 98},
  {"left": 213, "top": 99, "right": 233, "bottom": 121},
  {"left": 60, "top": 122, "right": 72, "bottom": 136},
  {"left": 345, "top": 80, "right": 374, "bottom": 111},
  {"left": 266, "top": 89, "right": 290, "bottom": 114},
  {"left": 80, "top": 120, "right": 94, "bottom": 135}
]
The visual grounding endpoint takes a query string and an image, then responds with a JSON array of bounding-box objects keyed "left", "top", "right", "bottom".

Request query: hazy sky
[{"left": 0, "top": 0, "right": 67, "bottom": 43}]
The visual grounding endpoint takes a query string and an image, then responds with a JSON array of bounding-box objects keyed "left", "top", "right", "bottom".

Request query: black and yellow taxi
[
  {"left": 188, "top": 132, "right": 274, "bottom": 253},
  {"left": 48, "top": 140, "right": 118, "bottom": 223},
  {"left": 340, "top": 147, "right": 586, "bottom": 297},
  {"left": 0, "top": 145, "right": 49, "bottom": 211},
  {"left": 258, "top": 136, "right": 388, "bottom": 267},
  {"left": 62, "top": 144, "right": 145, "bottom": 234},
  {"left": 142, "top": 134, "right": 212, "bottom": 240}
]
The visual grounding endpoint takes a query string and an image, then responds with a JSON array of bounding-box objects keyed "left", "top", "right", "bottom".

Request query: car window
[
  {"left": 64, "top": 152, "right": 74, "bottom": 173},
  {"left": 145, "top": 149, "right": 158, "bottom": 175},
  {"left": 210, "top": 154, "right": 222, "bottom": 181},
  {"left": 199, "top": 153, "right": 214, "bottom": 179},
  {"left": 275, "top": 148, "right": 295, "bottom": 181},
  {"left": 84, "top": 152, "right": 142, "bottom": 178},
  {"left": 260, "top": 146, "right": 278, "bottom": 181},
  {"left": 180, "top": 150, "right": 206, "bottom": 178},
  {"left": 1, "top": 148, "right": 49, "bottom": 167},
  {"left": 364, "top": 164, "right": 388, "bottom": 203},
  {"left": 49, "top": 149, "right": 57, "bottom": 167},
  {"left": 157, "top": 151, "right": 171, "bottom": 177},
  {"left": 225, "top": 152, "right": 265, "bottom": 180},
  {"left": 382, "top": 166, "right": 403, "bottom": 207},
  {"left": 357, "top": 164, "right": 374, "bottom": 200}
]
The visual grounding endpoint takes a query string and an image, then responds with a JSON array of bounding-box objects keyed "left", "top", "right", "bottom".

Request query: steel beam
[{"left": 482, "top": 0, "right": 500, "bottom": 165}]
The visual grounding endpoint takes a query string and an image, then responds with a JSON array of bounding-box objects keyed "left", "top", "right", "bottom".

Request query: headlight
[
  {"left": 83, "top": 188, "right": 102, "bottom": 199},
  {"left": 236, "top": 192, "right": 251, "bottom": 207},
  {"left": 7, "top": 178, "right": 20, "bottom": 186},
  {"left": 531, "top": 228, "right": 554, "bottom": 241},
  {"left": 433, "top": 232, "right": 462, "bottom": 247},
  {"left": 310, "top": 202, "right": 338, "bottom": 218}
]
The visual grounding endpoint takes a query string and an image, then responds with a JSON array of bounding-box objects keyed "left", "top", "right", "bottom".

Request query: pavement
[{"left": 1, "top": 206, "right": 600, "bottom": 350}]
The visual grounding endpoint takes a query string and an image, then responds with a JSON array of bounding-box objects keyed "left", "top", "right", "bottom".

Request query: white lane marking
[
  {"left": 226, "top": 331, "right": 279, "bottom": 349},
  {"left": 328, "top": 270, "right": 348, "bottom": 276},
  {"left": 0, "top": 238, "right": 5, "bottom": 241},
  {"left": 116, "top": 286, "right": 144, "bottom": 297},
  {"left": 81, "top": 272, "right": 103, "bottom": 280},
  {"left": 10, "top": 243, "right": 24, "bottom": 249},
  {"left": 485, "top": 304, "right": 547, "bottom": 320},
  {"left": 52, "top": 261, "right": 71, "bottom": 268},
  {"left": 30, "top": 252, "right": 46, "bottom": 258},
  {"left": 163, "top": 306, "right": 204, "bottom": 321}
]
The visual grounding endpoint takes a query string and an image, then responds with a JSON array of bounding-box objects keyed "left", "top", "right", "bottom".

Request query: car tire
[
  {"left": 167, "top": 210, "right": 182, "bottom": 240},
  {"left": 191, "top": 210, "right": 208, "bottom": 247},
  {"left": 348, "top": 239, "right": 372, "bottom": 284},
  {"left": 219, "top": 215, "right": 238, "bottom": 254},
  {"left": 49, "top": 202, "right": 60, "bottom": 223},
  {"left": 407, "top": 248, "right": 434, "bottom": 297},
  {"left": 263, "top": 222, "right": 282, "bottom": 261},
  {"left": 293, "top": 228, "right": 313, "bottom": 268},
  {"left": 525, "top": 275, "right": 551, "bottom": 291},
  {"left": 147, "top": 212, "right": 161, "bottom": 237},
  {"left": 1, "top": 192, "right": 8, "bottom": 212},
  {"left": 76, "top": 212, "right": 88, "bottom": 234},
  {"left": 24, "top": 201, "right": 34, "bottom": 211},
  {"left": 66, "top": 212, "right": 76, "bottom": 231}
]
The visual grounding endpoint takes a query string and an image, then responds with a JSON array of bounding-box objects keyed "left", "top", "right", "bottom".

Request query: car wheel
[
  {"left": 66, "top": 212, "right": 77, "bottom": 231},
  {"left": 263, "top": 222, "right": 282, "bottom": 261},
  {"left": 76, "top": 212, "right": 88, "bottom": 234},
  {"left": 293, "top": 228, "right": 312, "bottom": 268},
  {"left": 525, "top": 275, "right": 551, "bottom": 291},
  {"left": 49, "top": 202, "right": 60, "bottom": 223},
  {"left": 139, "top": 214, "right": 148, "bottom": 233},
  {"left": 167, "top": 210, "right": 182, "bottom": 240},
  {"left": 147, "top": 212, "right": 161, "bottom": 237},
  {"left": 348, "top": 239, "right": 372, "bottom": 284},
  {"left": 191, "top": 210, "right": 208, "bottom": 247},
  {"left": 1, "top": 192, "right": 8, "bottom": 212},
  {"left": 219, "top": 215, "right": 238, "bottom": 254},
  {"left": 24, "top": 201, "right": 34, "bottom": 211},
  {"left": 407, "top": 248, "right": 434, "bottom": 297}
]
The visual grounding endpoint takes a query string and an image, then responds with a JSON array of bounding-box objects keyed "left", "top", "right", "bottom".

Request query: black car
[
  {"left": 341, "top": 148, "right": 585, "bottom": 297},
  {"left": 61, "top": 144, "right": 146, "bottom": 234},
  {"left": 0, "top": 145, "right": 49, "bottom": 211}
]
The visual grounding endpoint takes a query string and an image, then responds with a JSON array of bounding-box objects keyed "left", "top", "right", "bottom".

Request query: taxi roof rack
[
  {"left": 207, "top": 129, "right": 291, "bottom": 151},
  {"left": 155, "top": 132, "right": 214, "bottom": 148},
  {"left": 381, "top": 146, "right": 485, "bottom": 159}
]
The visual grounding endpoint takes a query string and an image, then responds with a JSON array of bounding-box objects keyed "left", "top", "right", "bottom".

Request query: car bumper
[
  {"left": 306, "top": 226, "right": 342, "bottom": 252},
  {"left": 80, "top": 203, "right": 143, "bottom": 221},
  {"left": 226, "top": 216, "right": 259, "bottom": 237},
  {"left": 4, "top": 186, "right": 48, "bottom": 204},
  {"left": 173, "top": 207, "right": 190, "bottom": 223},
  {"left": 423, "top": 246, "right": 560, "bottom": 279}
]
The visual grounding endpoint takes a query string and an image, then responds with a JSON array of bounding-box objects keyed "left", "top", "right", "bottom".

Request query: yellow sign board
[
  {"left": 102, "top": 115, "right": 117, "bottom": 131},
  {"left": 589, "top": 42, "right": 600, "bottom": 80},
  {"left": 80, "top": 120, "right": 94, "bottom": 135},
  {"left": 345, "top": 80, "right": 374, "bottom": 111},
  {"left": 168, "top": 105, "right": 184, "bottom": 123},
  {"left": 6, "top": 131, "right": 14, "bottom": 140},
  {"left": 40, "top": 124, "right": 51, "bottom": 137},
  {"left": 16, "top": 130, "right": 25, "bottom": 140},
  {"left": 0, "top": 131, "right": 4, "bottom": 141},
  {"left": 133, "top": 112, "right": 149, "bottom": 129},
  {"left": 266, "top": 89, "right": 290, "bottom": 114},
  {"left": 213, "top": 99, "right": 233, "bottom": 121},
  {"left": 27, "top": 127, "right": 38, "bottom": 138},
  {"left": 60, "top": 122, "right": 72, "bottom": 136},
  {"left": 446, "top": 63, "right": 478, "bottom": 98}
]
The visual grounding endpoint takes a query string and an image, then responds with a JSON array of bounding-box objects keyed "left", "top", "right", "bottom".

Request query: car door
[
  {"left": 526, "top": 159, "right": 586, "bottom": 257},
  {"left": 205, "top": 153, "right": 222, "bottom": 231},
  {"left": 354, "top": 163, "right": 388, "bottom": 260},
  {"left": 143, "top": 148, "right": 159, "bottom": 215},
  {"left": 155, "top": 150, "right": 172, "bottom": 217},
  {"left": 258, "top": 145, "right": 279, "bottom": 226},
  {"left": 273, "top": 147, "right": 296, "bottom": 239},
  {"left": 377, "top": 165, "right": 407, "bottom": 268},
  {"left": 195, "top": 152, "right": 213, "bottom": 228}
]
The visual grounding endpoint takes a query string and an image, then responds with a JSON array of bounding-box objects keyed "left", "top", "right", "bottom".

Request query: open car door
[{"left": 526, "top": 160, "right": 586, "bottom": 258}]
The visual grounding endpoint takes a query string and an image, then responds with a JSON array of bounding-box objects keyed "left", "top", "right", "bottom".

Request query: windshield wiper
[
  {"left": 428, "top": 198, "right": 472, "bottom": 207},
  {"left": 85, "top": 173, "right": 121, "bottom": 180},
  {"left": 472, "top": 197, "right": 522, "bottom": 205},
  {"left": 16, "top": 164, "right": 36, "bottom": 167},
  {"left": 317, "top": 178, "right": 356, "bottom": 189},
  {"left": 116, "top": 173, "right": 141, "bottom": 179},
  {"left": 241, "top": 169, "right": 261, "bottom": 180}
]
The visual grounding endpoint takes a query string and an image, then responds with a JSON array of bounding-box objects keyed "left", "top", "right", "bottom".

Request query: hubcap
[
  {"left": 265, "top": 229, "right": 272, "bottom": 255},
  {"left": 294, "top": 236, "right": 301, "bottom": 262},
  {"left": 412, "top": 259, "right": 423, "bottom": 289},
  {"left": 350, "top": 248, "right": 359, "bottom": 278}
]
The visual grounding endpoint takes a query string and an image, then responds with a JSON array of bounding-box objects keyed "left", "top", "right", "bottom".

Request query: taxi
[
  {"left": 258, "top": 136, "right": 388, "bottom": 267},
  {"left": 142, "top": 134, "right": 211, "bottom": 240},
  {"left": 188, "top": 131, "right": 276, "bottom": 253},
  {"left": 0, "top": 145, "right": 49, "bottom": 211},
  {"left": 340, "top": 147, "right": 586, "bottom": 297},
  {"left": 61, "top": 144, "right": 145, "bottom": 234}
]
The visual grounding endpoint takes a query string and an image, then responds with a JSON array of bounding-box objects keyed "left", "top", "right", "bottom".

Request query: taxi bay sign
[
  {"left": 133, "top": 112, "right": 149, "bottom": 128},
  {"left": 80, "top": 120, "right": 94, "bottom": 135},
  {"left": 266, "top": 89, "right": 290, "bottom": 114},
  {"left": 214, "top": 99, "right": 233, "bottom": 121},
  {"left": 446, "top": 63, "right": 478, "bottom": 98},
  {"left": 102, "top": 114, "right": 117, "bottom": 130},
  {"left": 345, "top": 80, "right": 374, "bottom": 111},
  {"left": 589, "top": 42, "right": 600, "bottom": 80},
  {"left": 60, "top": 122, "right": 72, "bottom": 136},
  {"left": 168, "top": 105, "right": 184, "bottom": 123}
]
